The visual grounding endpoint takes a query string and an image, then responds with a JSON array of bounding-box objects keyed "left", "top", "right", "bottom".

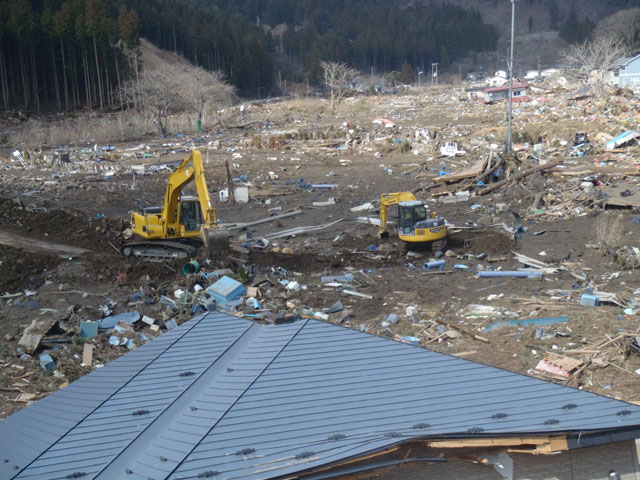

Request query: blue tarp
[{"left": 485, "top": 316, "right": 569, "bottom": 332}]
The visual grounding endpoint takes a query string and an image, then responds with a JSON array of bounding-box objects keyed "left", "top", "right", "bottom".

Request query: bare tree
[
  {"left": 562, "top": 37, "right": 631, "bottom": 97},
  {"left": 320, "top": 61, "right": 360, "bottom": 110},
  {"left": 593, "top": 8, "right": 640, "bottom": 49},
  {"left": 123, "top": 64, "right": 187, "bottom": 136},
  {"left": 181, "top": 67, "right": 234, "bottom": 131}
]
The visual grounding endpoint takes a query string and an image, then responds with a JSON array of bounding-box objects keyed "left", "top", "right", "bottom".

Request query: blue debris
[
  {"left": 207, "top": 276, "right": 246, "bottom": 304},
  {"left": 580, "top": 294, "right": 600, "bottom": 306},
  {"left": 165, "top": 319, "right": 178, "bottom": 330},
  {"left": 98, "top": 311, "right": 141, "bottom": 332},
  {"left": 321, "top": 274, "right": 354, "bottom": 283},
  {"left": 424, "top": 260, "right": 445, "bottom": 271},
  {"left": 401, "top": 336, "right": 421, "bottom": 346},
  {"left": 485, "top": 316, "right": 569, "bottom": 332},
  {"left": 80, "top": 321, "right": 98, "bottom": 339},
  {"left": 39, "top": 354, "right": 55, "bottom": 371},
  {"left": 327, "top": 301, "right": 344, "bottom": 314},
  {"left": 386, "top": 314, "right": 399, "bottom": 325},
  {"left": 478, "top": 271, "right": 542, "bottom": 279}
]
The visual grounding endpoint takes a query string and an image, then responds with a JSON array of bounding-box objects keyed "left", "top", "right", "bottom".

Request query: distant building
[
  {"left": 608, "top": 54, "right": 640, "bottom": 87},
  {"left": 524, "top": 70, "right": 540, "bottom": 80},
  {"left": 465, "top": 85, "right": 486, "bottom": 100},
  {"left": 540, "top": 68, "right": 561, "bottom": 77},
  {"left": 483, "top": 84, "right": 530, "bottom": 102}
]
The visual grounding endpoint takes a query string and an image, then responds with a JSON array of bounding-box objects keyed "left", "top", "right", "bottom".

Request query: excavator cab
[
  {"left": 396, "top": 200, "right": 446, "bottom": 243},
  {"left": 398, "top": 201, "right": 427, "bottom": 235},
  {"left": 379, "top": 192, "right": 447, "bottom": 248},
  {"left": 178, "top": 197, "right": 203, "bottom": 233}
]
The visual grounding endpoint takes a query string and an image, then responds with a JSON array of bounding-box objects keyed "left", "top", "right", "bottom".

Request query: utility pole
[
  {"left": 507, "top": 0, "right": 518, "bottom": 153},
  {"left": 431, "top": 63, "right": 438, "bottom": 85},
  {"left": 418, "top": 71, "right": 423, "bottom": 88}
]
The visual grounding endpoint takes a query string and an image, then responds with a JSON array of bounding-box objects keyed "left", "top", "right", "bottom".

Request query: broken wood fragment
[
  {"left": 479, "top": 158, "right": 564, "bottom": 196},
  {"left": 435, "top": 319, "right": 489, "bottom": 343}
]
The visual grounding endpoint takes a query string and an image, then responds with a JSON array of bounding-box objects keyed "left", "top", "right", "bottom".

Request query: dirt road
[{"left": 0, "top": 229, "right": 88, "bottom": 257}]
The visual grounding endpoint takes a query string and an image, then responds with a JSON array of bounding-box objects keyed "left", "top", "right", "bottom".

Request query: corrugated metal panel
[
  {"left": 2, "top": 313, "right": 640, "bottom": 480},
  {"left": 3, "top": 312, "right": 252, "bottom": 480},
  {"left": 168, "top": 320, "right": 640, "bottom": 480},
  {"left": 0, "top": 318, "right": 193, "bottom": 479}
]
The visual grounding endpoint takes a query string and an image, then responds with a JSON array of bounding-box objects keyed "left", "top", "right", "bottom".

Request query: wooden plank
[
  {"left": 544, "top": 352, "right": 583, "bottom": 372},
  {"left": 434, "top": 157, "right": 489, "bottom": 183},
  {"left": 428, "top": 436, "right": 562, "bottom": 448},
  {"left": 13, "top": 393, "right": 37, "bottom": 403},
  {"left": 532, "top": 436, "right": 569, "bottom": 454},
  {"left": 435, "top": 319, "right": 490, "bottom": 343},
  {"left": 451, "top": 350, "right": 477, "bottom": 357},
  {"left": 83, "top": 343, "right": 93, "bottom": 367},
  {"left": 18, "top": 318, "right": 58, "bottom": 354}
]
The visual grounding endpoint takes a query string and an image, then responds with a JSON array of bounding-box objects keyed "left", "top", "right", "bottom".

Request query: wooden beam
[
  {"left": 427, "top": 436, "right": 567, "bottom": 449},
  {"left": 479, "top": 157, "right": 564, "bottom": 196}
]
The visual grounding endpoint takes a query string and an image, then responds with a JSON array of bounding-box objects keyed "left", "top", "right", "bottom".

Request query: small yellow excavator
[
  {"left": 121, "top": 150, "right": 229, "bottom": 259},
  {"left": 379, "top": 192, "right": 447, "bottom": 248}
]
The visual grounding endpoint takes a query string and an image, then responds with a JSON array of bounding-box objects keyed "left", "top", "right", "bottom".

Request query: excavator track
[{"left": 119, "top": 241, "right": 198, "bottom": 260}]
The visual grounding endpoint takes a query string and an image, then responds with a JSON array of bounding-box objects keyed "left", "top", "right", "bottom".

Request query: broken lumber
[
  {"left": 434, "top": 156, "right": 489, "bottom": 183},
  {"left": 18, "top": 318, "right": 58, "bottom": 354},
  {"left": 479, "top": 158, "right": 564, "bottom": 196},
  {"left": 435, "top": 319, "right": 489, "bottom": 343},
  {"left": 473, "top": 153, "right": 504, "bottom": 183}
]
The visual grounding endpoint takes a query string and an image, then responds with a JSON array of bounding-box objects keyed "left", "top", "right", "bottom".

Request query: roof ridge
[
  {"left": 163, "top": 318, "right": 310, "bottom": 479},
  {"left": 95, "top": 317, "right": 263, "bottom": 478}
]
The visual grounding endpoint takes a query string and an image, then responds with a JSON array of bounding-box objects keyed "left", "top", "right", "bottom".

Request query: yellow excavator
[
  {"left": 121, "top": 150, "right": 229, "bottom": 259},
  {"left": 379, "top": 192, "right": 447, "bottom": 248}
]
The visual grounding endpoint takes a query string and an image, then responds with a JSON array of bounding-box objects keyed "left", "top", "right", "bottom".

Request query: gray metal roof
[
  {"left": 613, "top": 53, "right": 640, "bottom": 69},
  {"left": 2, "top": 312, "right": 640, "bottom": 480}
]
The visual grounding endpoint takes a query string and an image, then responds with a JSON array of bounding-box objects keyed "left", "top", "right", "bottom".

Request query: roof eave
[{"left": 276, "top": 427, "right": 640, "bottom": 480}]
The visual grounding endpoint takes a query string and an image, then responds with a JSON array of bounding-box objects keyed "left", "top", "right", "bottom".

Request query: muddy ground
[{"left": 1, "top": 87, "right": 640, "bottom": 418}]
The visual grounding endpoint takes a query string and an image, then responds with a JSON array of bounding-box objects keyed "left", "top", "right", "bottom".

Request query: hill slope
[{"left": 422, "top": 0, "right": 640, "bottom": 71}]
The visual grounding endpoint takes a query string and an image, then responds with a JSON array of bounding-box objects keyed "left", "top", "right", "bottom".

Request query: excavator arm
[
  {"left": 189, "top": 150, "right": 217, "bottom": 227},
  {"left": 188, "top": 150, "right": 229, "bottom": 255},
  {"left": 161, "top": 150, "right": 217, "bottom": 228},
  {"left": 379, "top": 192, "right": 417, "bottom": 237},
  {"left": 162, "top": 154, "right": 197, "bottom": 228}
]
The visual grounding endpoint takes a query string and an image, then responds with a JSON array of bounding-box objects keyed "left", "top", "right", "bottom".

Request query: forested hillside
[
  {"left": 0, "top": 0, "right": 274, "bottom": 113},
  {"left": 215, "top": 0, "right": 499, "bottom": 82},
  {"left": 0, "top": 0, "right": 502, "bottom": 113}
]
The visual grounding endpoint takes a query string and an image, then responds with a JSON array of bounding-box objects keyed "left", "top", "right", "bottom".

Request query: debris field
[{"left": 2, "top": 83, "right": 640, "bottom": 418}]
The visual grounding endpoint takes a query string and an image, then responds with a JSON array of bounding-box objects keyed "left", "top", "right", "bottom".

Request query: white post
[{"left": 507, "top": 0, "right": 517, "bottom": 153}]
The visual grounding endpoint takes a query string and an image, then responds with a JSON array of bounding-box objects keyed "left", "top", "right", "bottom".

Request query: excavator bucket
[{"left": 202, "top": 227, "right": 230, "bottom": 258}]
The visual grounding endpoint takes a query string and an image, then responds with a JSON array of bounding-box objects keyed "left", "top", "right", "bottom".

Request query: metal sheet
[{"left": 2, "top": 313, "right": 640, "bottom": 480}]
